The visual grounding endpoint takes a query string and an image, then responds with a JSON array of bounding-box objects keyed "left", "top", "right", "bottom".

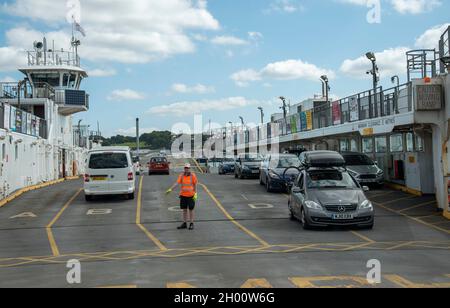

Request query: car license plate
[
  {"left": 332, "top": 213, "right": 354, "bottom": 220},
  {"left": 92, "top": 177, "right": 107, "bottom": 181},
  {"left": 252, "top": 170, "right": 259, "bottom": 174}
]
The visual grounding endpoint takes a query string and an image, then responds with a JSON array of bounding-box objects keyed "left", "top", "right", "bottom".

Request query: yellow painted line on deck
[
  {"left": 398, "top": 200, "right": 437, "bottom": 213},
  {"left": 200, "top": 183, "right": 270, "bottom": 247},
  {"left": 374, "top": 201, "right": 450, "bottom": 235},
  {"left": 46, "top": 188, "right": 83, "bottom": 257},
  {"left": 167, "top": 282, "right": 196, "bottom": 288},
  {"left": 350, "top": 231, "right": 375, "bottom": 244},
  {"left": 241, "top": 279, "right": 273, "bottom": 288},
  {"left": 289, "top": 276, "right": 371, "bottom": 288},
  {"left": 136, "top": 176, "right": 168, "bottom": 251},
  {"left": 385, "top": 274, "right": 450, "bottom": 288},
  {"left": 191, "top": 158, "right": 205, "bottom": 174}
]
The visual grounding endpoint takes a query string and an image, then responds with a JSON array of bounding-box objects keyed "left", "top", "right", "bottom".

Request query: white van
[{"left": 84, "top": 147, "right": 136, "bottom": 201}]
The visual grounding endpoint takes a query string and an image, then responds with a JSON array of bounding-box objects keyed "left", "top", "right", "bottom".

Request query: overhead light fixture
[{"left": 366, "top": 52, "right": 376, "bottom": 62}]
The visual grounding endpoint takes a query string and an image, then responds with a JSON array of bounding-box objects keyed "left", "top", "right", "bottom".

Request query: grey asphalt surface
[{"left": 0, "top": 158, "right": 449, "bottom": 288}]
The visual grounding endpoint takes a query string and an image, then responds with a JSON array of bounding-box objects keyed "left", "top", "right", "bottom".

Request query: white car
[{"left": 84, "top": 147, "right": 136, "bottom": 201}]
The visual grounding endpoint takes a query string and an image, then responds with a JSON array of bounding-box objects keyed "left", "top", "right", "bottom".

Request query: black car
[
  {"left": 260, "top": 154, "right": 301, "bottom": 192},
  {"left": 218, "top": 158, "right": 236, "bottom": 175},
  {"left": 234, "top": 153, "right": 262, "bottom": 179}
]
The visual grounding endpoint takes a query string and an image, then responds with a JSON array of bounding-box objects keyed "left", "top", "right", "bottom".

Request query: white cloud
[
  {"left": 265, "top": 0, "right": 304, "bottom": 14},
  {"left": 107, "top": 89, "right": 145, "bottom": 101},
  {"left": 390, "top": 0, "right": 441, "bottom": 14},
  {"left": 171, "top": 83, "right": 215, "bottom": 94},
  {"left": 248, "top": 32, "right": 263, "bottom": 41},
  {"left": 88, "top": 68, "right": 117, "bottom": 77},
  {"left": 340, "top": 47, "right": 410, "bottom": 78},
  {"left": 231, "top": 60, "right": 335, "bottom": 87},
  {"left": 415, "top": 23, "right": 450, "bottom": 49},
  {"left": 211, "top": 36, "right": 248, "bottom": 46},
  {"left": 0, "top": 76, "right": 17, "bottom": 82},
  {"left": 338, "top": 0, "right": 442, "bottom": 14},
  {"left": 147, "top": 97, "right": 263, "bottom": 117},
  {"left": 0, "top": 47, "right": 27, "bottom": 72},
  {"left": 115, "top": 127, "right": 159, "bottom": 136},
  {"left": 230, "top": 69, "right": 262, "bottom": 87},
  {"left": 2, "top": 0, "right": 220, "bottom": 64}
]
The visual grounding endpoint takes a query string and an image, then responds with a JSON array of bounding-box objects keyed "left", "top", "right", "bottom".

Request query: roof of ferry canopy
[{"left": 18, "top": 66, "right": 88, "bottom": 78}]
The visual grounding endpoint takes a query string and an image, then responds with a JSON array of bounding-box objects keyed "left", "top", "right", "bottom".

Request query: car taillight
[
  {"left": 84, "top": 174, "right": 90, "bottom": 182},
  {"left": 128, "top": 172, "right": 134, "bottom": 181}
]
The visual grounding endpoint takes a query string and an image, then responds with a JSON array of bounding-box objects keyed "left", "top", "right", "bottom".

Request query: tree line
[{"left": 100, "top": 131, "right": 174, "bottom": 150}]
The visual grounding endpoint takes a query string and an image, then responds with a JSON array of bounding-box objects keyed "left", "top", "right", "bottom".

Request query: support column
[{"left": 432, "top": 125, "right": 448, "bottom": 214}]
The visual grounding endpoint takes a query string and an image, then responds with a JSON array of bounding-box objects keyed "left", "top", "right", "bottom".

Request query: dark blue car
[{"left": 218, "top": 158, "right": 236, "bottom": 175}]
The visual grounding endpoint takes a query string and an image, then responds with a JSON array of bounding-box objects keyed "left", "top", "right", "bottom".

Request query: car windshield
[
  {"left": 89, "top": 153, "right": 129, "bottom": 169},
  {"left": 307, "top": 170, "right": 358, "bottom": 189},
  {"left": 277, "top": 156, "right": 300, "bottom": 168},
  {"left": 151, "top": 157, "right": 167, "bottom": 163},
  {"left": 344, "top": 154, "right": 374, "bottom": 166},
  {"left": 241, "top": 155, "right": 261, "bottom": 162},
  {"left": 223, "top": 159, "right": 235, "bottom": 163}
]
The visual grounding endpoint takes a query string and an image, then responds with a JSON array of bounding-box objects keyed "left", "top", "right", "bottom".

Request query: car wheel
[
  {"left": 239, "top": 172, "right": 244, "bottom": 180},
  {"left": 300, "top": 207, "right": 312, "bottom": 230},
  {"left": 85, "top": 195, "right": 93, "bottom": 202},
  {"left": 128, "top": 193, "right": 135, "bottom": 200},
  {"left": 266, "top": 178, "right": 273, "bottom": 192},
  {"left": 235, "top": 172, "right": 238, "bottom": 179},
  {"left": 288, "top": 200, "right": 296, "bottom": 221}
]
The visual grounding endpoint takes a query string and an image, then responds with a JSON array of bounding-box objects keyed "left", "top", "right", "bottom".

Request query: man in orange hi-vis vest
[{"left": 166, "top": 163, "right": 198, "bottom": 230}]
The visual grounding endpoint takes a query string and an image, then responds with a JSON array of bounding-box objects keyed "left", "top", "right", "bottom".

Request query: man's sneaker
[
  {"left": 177, "top": 222, "right": 188, "bottom": 230},
  {"left": 189, "top": 223, "right": 194, "bottom": 230}
]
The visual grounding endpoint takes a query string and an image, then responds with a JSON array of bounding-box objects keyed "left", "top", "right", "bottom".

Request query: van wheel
[
  {"left": 85, "top": 195, "right": 93, "bottom": 202},
  {"left": 128, "top": 193, "right": 135, "bottom": 200}
]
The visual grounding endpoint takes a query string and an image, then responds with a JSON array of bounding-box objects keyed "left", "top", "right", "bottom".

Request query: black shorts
[{"left": 180, "top": 196, "right": 196, "bottom": 210}]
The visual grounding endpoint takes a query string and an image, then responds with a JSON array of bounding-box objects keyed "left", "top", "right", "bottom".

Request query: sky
[{"left": 0, "top": 0, "right": 449, "bottom": 137}]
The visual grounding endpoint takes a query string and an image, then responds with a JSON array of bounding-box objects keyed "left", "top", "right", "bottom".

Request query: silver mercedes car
[{"left": 288, "top": 151, "right": 375, "bottom": 230}]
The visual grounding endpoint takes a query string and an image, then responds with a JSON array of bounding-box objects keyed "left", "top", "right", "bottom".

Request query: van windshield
[{"left": 89, "top": 153, "right": 129, "bottom": 169}]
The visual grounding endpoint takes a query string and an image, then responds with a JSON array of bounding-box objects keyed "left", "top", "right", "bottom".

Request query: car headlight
[
  {"left": 268, "top": 170, "right": 279, "bottom": 179},
  {"left": 376, "top": 169, "right": 384, "bottom": 176},
  {"left": 359, "top": 200, "right": 373, "bottom": 211},
  {"left": 305, "top": 201, "right": 323, "bottom": 210}
]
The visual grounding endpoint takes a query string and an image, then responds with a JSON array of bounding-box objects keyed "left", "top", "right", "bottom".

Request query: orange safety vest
[{"left": 178, "top": 173, "right": 198, "bottom": 198}]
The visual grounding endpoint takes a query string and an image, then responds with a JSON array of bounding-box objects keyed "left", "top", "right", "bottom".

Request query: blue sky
[{"left": 0, "top": 0, "right": 449, "bottom": 136}]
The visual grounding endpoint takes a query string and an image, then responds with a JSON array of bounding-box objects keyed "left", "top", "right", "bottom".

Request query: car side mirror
[
  {"left": 363, "top": 186, "right": 370, "bottom": 192},
  {"left": 292, "top": 187, "right": 304, "bottom": 194}
]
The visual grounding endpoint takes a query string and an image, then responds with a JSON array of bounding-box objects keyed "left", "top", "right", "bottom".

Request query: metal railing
[
  {"left": 0, "top": 81, "right": 55, "bottom": 100},
  {"left": 0, "top": 102, "right": 48, "bottom": 139},
  {"left": 27, "top": 50, "right": 80, "bottom": 67},
  {"left": 231, "top": 83, "right": 413, "bottom": 142}
]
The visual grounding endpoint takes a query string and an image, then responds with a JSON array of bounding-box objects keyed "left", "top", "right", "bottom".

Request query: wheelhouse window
[
  {"left": 415, "top": 135, "right": 424, "bottom": 152},
  {"left": 375, "top": 136, "right": 387, "bottom": 153},
  {"left": 362, "top": 137, "right": 373, "bottom": 154},
  {"left": 340, "top": 140, "right": 349, "bottom": 152},
  {"left": 406, "top": 132, "right": 414, "bottom": 152},
  {"left": 390, "top": 134, "right": 404, "bottom": 152}
]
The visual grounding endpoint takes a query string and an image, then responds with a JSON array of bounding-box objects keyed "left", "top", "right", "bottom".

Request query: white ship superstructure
[{"left": 0, "top": 38, "right": 90, "bottom": 198}]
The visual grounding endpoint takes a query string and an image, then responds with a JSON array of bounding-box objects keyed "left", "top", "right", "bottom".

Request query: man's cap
[{"left": 184, "top": 163, "right": 191, "bottom": 169}]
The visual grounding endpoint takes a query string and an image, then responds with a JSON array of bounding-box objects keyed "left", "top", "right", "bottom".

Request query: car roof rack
[{"left": 302, "top": 151, "right": 346, "bottom": 170}]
